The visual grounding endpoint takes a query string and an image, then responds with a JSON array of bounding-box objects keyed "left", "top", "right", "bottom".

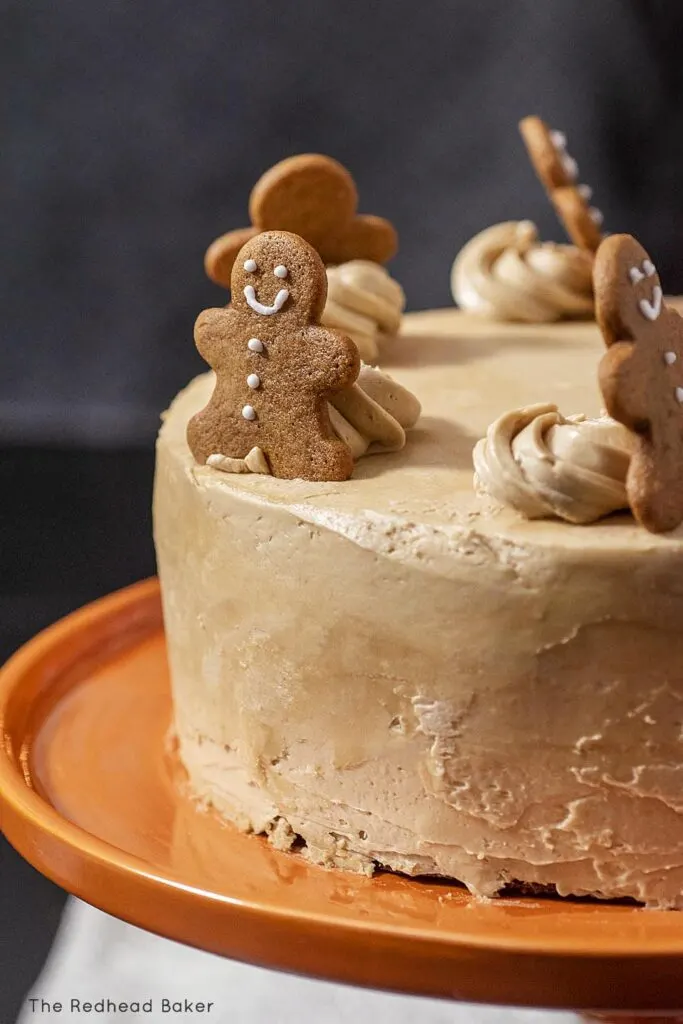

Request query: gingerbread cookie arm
[
  {"left": 193, "top": 307, "right": 242, "bottom": 370},
  {"left": 599, "top": 342, "right": 649, "bottom": 430},
  {"left": 299, "top": 327, "right": 360, "bottom": 392},
  {"left": 205, "top": 227, "right": 260, "bottom": 288},
  {"left": 325, "top": 215, "right": 398, "bottom": 266}
]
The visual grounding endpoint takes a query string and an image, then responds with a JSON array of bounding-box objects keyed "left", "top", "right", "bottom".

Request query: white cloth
[{"left": 17, "top": 897, "right": 583, "bottom": 1024}]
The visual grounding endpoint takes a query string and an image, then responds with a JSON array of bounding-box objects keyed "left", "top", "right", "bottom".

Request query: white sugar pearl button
[
  {"left": 242, "top": 405, "right": 257, "bottom": 421},
  {"left": 561, "top": 154, "right": 579, "bottom": 180},
  {"left": 274, "top": 265, "right": 288, "bottom": 279},
  {"left": 676, "top": 387, "right": 683, "bottom": 405},
  {"left": 665, "top": 351, "right": 677, "bottom": 366},
  {"left": 247, "top": 373, "right": 260, "bottom": 389},
  {"left": 243, "top": 259, "right": 257, "bottom": 272},
  {"left": 247, "top": 338, "right": 264, "bottom": 353}
]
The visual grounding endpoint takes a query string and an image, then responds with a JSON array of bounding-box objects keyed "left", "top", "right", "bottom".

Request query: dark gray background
[
  {"left": 3, "top": 2, "right": 683, "bottom": 1020},
  {"left": 3, "top": 0, "right": 683, "bottom": 446}
]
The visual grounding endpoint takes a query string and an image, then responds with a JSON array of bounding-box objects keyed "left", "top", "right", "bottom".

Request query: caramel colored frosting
[
  {"left": 473, "top": 404, "right": 636, "bottom": 524},
  {"left": 451, "top": 221, "right": 594, "bottom": 323},
  {"left": 322, "top": 260, "right": 405, "bottom": 362},
  {"left": 155, "top": 308, "right": 683, "bottom": 910},
  {"left": 328, "top": 364, "right": 421, "bottom": 460}
]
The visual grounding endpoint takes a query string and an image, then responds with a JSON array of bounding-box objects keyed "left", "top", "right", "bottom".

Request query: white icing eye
[
  {"left": 243, "top": 259, "right": 258, "bottom": 273},
  {"left": 643, "top": 259, "right": 656, "bottom": 277},
  {"left": 664, "top": 351, "right": 677, "bottom": 366},
  {"left": 273, "top": 265, "right": 288, "bottom": 279},
  {"left": 629, "top": 266, "right": 644, "bottom": 284},
  {"left": 550, "top": 130, "right": 566, "bottom": 149},
  {"left": 242, "top": 404, "right": 257, "bottom": 421}
]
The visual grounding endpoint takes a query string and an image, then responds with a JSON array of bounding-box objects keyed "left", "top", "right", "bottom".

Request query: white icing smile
[
  {"left": 629, "top": 260, "right": 662, "bottom": 321},
  {"left": 244, "top": 285, "right": 289, "bottom": 316},
  {"left": 638, "top": 284, "right": 662, "bottom": 321}
]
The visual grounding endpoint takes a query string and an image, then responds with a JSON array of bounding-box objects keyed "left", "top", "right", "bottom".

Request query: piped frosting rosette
[
  {"left": 207, "top": 364, "right": 421, "bottom": 475},
  {"left": 321, "top": 260, "right": 405, "bottom": 362},
  {"left": 473, "top": 403, "right": 636, "bottom": 524},
  {"left": 452, "top": 221, "right": 594, "bottom": 323},
  {"left": 328, "top": 364, "right": 420, "bottom": 459}
]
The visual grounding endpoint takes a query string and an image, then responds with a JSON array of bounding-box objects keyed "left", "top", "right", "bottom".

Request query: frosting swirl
[
  {"left": 329, "top": 363, "right": 421, "bottom": 459},
  {"left": 322, "top": 260, "right": 405, "bottom": 362},
  {"left": 473, "top": 404, "right": 636, "bottom": 524},
  {"left": 451, "top": 221, "right": 594, "bottom": 323},
  {"left": 207, "top": 364, "right": 421, "bottom": 474}
]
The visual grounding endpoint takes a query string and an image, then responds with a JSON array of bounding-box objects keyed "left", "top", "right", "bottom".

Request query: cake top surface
[{"left": 162, "top": 308, "right": 683, "bottom": 554}]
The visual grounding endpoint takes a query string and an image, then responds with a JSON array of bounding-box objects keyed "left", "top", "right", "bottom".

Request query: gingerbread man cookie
[
  {"left": 595, "top": 232, "right": 683, "bottom": 533},
  {"left": 187, "top": 231, "right": 360, "bottom": 481},
  {"left": 204, "top": 154, "right": 397, "bottom": 288},
  {"left": 519, "top": 116, "right": 604, "bottom": 252}
]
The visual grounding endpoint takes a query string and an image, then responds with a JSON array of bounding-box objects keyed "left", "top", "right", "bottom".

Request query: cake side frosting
[{"left": 154, "top": 308, "right": 683, "bottom": 907}]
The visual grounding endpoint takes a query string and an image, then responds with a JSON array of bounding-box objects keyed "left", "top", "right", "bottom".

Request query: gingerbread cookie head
[
  {"left": 249, "top": 154, "right": 357, "bottom": 250},
  {"left": 231, "top": 230, "right": 328, "bottom": 327},
  {"left": 205, "top": 154, "right": 397, "bottom": 289},
  {"left": 519, "top": 116, "right": 604, "bottom": 252},
  {"left": 594, "top": 233, "right": 664, "bottom": 347},
  {"left": 595, "top": 233, "right": 683, "bottom": 533}
]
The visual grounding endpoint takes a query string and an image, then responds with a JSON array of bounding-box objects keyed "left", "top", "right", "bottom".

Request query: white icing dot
[
  {"left": 246, "top": 373, "right": 261, "bottom": 389},
  {"left": 247, "top": 338, "right": 264, "bottom": 353},
  {"left": 273, "top": 265, "right": 288, "bottom": 279},
  {"left": 664, "top": 351, "right": 677, "bottom": 366},
  {"left": 676, "top": 387, "right": 683, "bottom": 405},
  {"left": 578, "top": 183, "right": 593, "bottom": 200},
  {"left": 243, "top": 259, "right": 257, "bottom": 273},
  {"left": 588, "top": 207, "right": 604, "bottom": 225},
  {"left": 242, "top": 404, "right": 257, "bottom": 421},
  {"left": 561, "top": 153, "right": 579, "bottom": 181}
]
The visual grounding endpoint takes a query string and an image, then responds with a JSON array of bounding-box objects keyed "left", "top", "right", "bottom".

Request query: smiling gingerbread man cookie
[
  {"left": 187, "top": 231, "right": 360, "bottom": 481},
  {"left": 595, "top": 232, "right": 683, "bottom": 533},
  {"left": 204, "top": 154, "right": 397, "bottom": 289}
]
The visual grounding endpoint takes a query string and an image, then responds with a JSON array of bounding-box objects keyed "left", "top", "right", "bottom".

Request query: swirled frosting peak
[
  {"left": 322, "top": 260, "right": 405, "bottom": 362},
  {"left": 473, "top": 404, "right": 636, "bottom": 524},
  {"left": 452, "top": 221, "right": 594, "bottom": 323}
]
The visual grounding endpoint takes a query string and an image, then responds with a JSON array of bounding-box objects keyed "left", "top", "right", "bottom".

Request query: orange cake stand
[{"left": 1, "top": 579, "right": 683, "bottom": 1021}]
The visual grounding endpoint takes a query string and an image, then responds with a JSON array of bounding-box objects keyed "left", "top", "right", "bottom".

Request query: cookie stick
[{"left": 519, "top": 116, "right": 604, "bottom": 252}]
